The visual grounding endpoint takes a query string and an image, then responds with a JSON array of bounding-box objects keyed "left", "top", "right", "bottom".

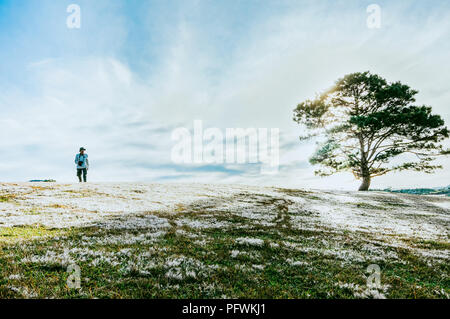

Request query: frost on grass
[
  {"left": 164, "top": 256, "right": 210, "bottom": 280},
  {"left": 252, "top": 264, "right": 265, "bottom": 270},
  {"left": 335, "top": 282, "right": 390, "bottom": 299},
  {"left": 7, "top": 286, "right": 37, "bottom": 298},
  {"left": 8, "top": 274, "right": 22, "bottom": 280},
  {"left": 175, "top": 218, "right": 230, "bottom": 230},
  {"left": 235, "top": 237, "right": 264, "bottom": 247},
  {"left": 80, "top": 230, "right": 166, "bottom": 246},
  {"left": 0, "top": 182, "right": 449, "bottom": 298},
  {"left": 286, "top": 258, "right": 308, "bottom": 267},
  {"left": 1, "top": 183, "right": 448, "bottom": 241}
]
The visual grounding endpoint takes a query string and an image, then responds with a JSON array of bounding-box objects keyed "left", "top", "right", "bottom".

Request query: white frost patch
[
  {"left": 306, "top": 200, "right": 449, "bottom": 240},
  {"left": 431, "top": 200, "right": 450, "bottom": 210},
  {"left": 270, "top": 242, "right": 280, "bottom": 249},
  {"left": 0, "top": 183, "right": 247, "bottom": 229},
  {"left": 96, "top": 215, "right": 170, "bottom": 230},
  {"left": 2, "top": 183, "right": 448, "bottom": 242},
  {"left": 21, "top": 247, "right": 134, "bottom": 268},
  {"left": 235, "top": 237, "right": 264, "bottom": 247},
  {"left": 414, "top": 249, "right": 450, "bottom": 260},
  {"left": 8, "top": 274, "right": 22, "bottom": 280},
  {"left": 7, "top": 286, "right": 37, "bottom": 298},
  {"left": 175, "top": 218, "right": 230, "bottom": 229},
  {"left": 336, "top": 282, "right": 390, "bottom": 299},
  {"left": 230, "top": 250, "right": 260, "bottom": 260},
  {"left": 434, "top": 288, "right": 450, "bottom": 298},
  {"left": 1, "top": 182, "right": 448, "bottom": 269},
  {"left": 163, "top": 256, "right": 207, "bottom": 280},
  {"left": 230, "top": 250, "right": 241, "bottom": 258},
  {"left": 81, "top": 231, "right": 166, "bottom": 246},
  {"left": 286, "top": 258, "right": 308, "bottom": 266},
  {"left": 252, "top": 264, "right": 264, "bottom": 270},
  {"left": 175, "top": 229, "right": 199, "bottom": 238},
  {"left": 165, "top": 268, "right": 184, "bottom": 280},
  {"left": 22, "top": 248, "right": 75, "bottom": 266}
]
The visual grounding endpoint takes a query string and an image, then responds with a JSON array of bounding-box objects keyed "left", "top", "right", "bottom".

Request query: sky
[{"left": 0, "top": 0, "right": 449, "bottom": 190}]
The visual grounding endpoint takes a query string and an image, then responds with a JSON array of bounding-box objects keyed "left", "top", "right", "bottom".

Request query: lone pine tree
[{"left": 293, "top": 71, "right": 449, "bottom": 191}]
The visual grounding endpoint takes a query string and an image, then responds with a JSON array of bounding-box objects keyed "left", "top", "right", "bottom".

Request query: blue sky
[{"left": 0, "top": 0, "right": 449, "bottom": 189}]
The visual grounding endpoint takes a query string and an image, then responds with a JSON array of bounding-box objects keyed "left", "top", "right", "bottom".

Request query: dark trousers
[{"left": 77, "top": 168, "right": 87, "bottom": 182}]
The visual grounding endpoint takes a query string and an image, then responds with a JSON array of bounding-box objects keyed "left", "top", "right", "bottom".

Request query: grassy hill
[{"left": 0, "top": 183, "right": 448, "bottom": 299}]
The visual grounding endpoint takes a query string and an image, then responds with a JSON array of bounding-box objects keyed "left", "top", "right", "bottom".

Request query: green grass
[
  {"left": 0, "top": 194, "right": 15, "bottom": 202},
  {"left": 0, "top": 202, "right": 448, "bottom": 299}
]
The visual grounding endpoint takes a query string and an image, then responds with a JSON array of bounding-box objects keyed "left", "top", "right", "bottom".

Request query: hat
[{"left": 79, "top": 147, "right": 86, "bottom": 151}]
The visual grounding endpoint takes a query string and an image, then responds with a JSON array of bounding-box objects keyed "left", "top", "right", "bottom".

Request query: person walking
[{"left": 75, "top": 147, "right": 89, "bottom": 182}]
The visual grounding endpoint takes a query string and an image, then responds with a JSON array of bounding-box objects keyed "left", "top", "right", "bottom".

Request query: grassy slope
[{"left": 0, "top": 183, "right": 448, "bottom": 299}]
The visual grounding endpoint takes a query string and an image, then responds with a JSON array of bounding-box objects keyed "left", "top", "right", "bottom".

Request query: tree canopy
[{"left": 293, "top": 71, "right": 449, "bottom": 191}]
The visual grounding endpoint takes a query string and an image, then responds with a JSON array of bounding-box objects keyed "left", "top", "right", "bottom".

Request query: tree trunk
[
  {"left": 358, "top": 175, "right": 371, "bottom": 191},
  {"left": 357, "top": 133, "right": 371, "bottom": 191}
]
